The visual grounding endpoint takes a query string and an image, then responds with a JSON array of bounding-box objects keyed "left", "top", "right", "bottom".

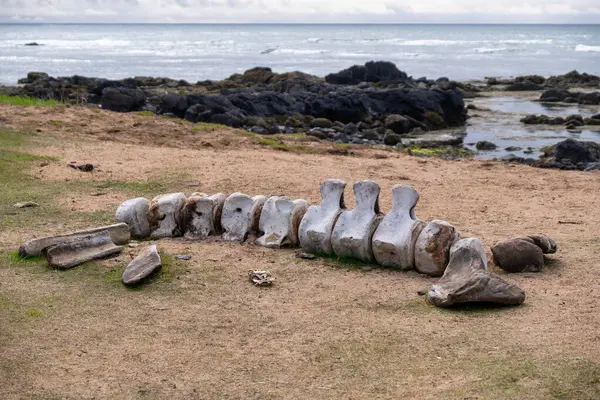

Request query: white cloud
[{"left": 1, "top": 0, "right": 599, "bottom": 22}]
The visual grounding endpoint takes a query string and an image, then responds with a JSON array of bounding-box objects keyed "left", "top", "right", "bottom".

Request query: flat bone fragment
[
  {"left": 18, "top": 223, "right": 130, "bottom": 258},
  {"left": 427, "top": 238, "right": 526, "bottom": 307},
  {"left": 298, "top": 179, "right": 346, "bottom": 255},
  {"left": 115, "top": 197, "right": 151, "bottom": 238},
  {"left": 331, "top": 180, "right": 383, "bottom": 263},
  {"left": 122, "top": 244, "right": 162, "bottom": 286},
  {"left": 221, "top": 193, "right": 267, "bottom": 242},
  {"left": 42, "top": 230, "right": 124, "bottom": 270},
  {"left": 256, "top": 196, "right": 309, "bottom": 248},
  {"left": 148, "top": 193, "right": 187, "bottom": 239},
  {"left": 414, "top": 220, "right": 461, "bottom": 277},
  {"left": 372, "top": 185, "right": 426, "bottom": 270},
  {"left": 181, "top": 193, "right": 227, "bottom": 240}
]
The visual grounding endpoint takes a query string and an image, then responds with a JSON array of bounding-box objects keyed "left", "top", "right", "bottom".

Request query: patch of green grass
[
  {"left": 136, "top": 110, "right": 155, "bottom": 116},
  {"left": 48, "top": 119, "right": 66, "bottom": 127},
  {"left": 26, "top": 309, "right": 42, "bottom": 317},
  {"left": 192, "top": 122, "right": 228, "bottom": 132},
  {"left": 0, "top": 94, "right": 61, "bottom": 107},
  {"left": 453, "top": 357, "right": 600, "bottom": 400},
  {"left": 410, "top": 146, "right": 474, "bottom": 158},
  {"left": 317, "top": 253, "right": 376, "bottom": 270}
]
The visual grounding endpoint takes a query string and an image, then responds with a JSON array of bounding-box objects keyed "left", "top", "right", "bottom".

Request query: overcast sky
[{"left": 1, "top": 0, "right": 600, "bottom": 23}]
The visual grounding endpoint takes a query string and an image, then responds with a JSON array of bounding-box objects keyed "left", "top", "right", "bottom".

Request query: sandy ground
[{"left": 1, "top": 104, "right": 600, "bottom": 399}]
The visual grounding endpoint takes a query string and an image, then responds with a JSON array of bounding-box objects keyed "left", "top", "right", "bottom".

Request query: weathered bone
[
  {"left": 331, "top": 180, "right": 383, "bottom": 263},
  {"left": 414, "top": 220, "right": 461, "bottom": 276},
  {"left": 256, "top": 196, "right": 309, "bottom": 248},
  {"left": 122, "top": 244, "right": 162, "bottom": 286},
  {"left": 427, "top": 238, "right": 526, "bottom": 307},
  {"left": 298, "top": 179, "right": 346, "bottom": 255},
  {"left": 42, "top": 230, "right": 124, "bottom": 270},
  {"left": 221, "top": 193, "right": 267, "bottom": 242},
  {"left": 148, "top": 193, "right": 187, "bottom": 239},
  {"left": 181, "top": 193, "right": 227, "bottom": 240},
  {"left": 115, "top": 197, "right": 151, "bottom": 238},
  {"left": 18, "top": 223, "right": 130, "bottom": 258},
  {"left": 372, "top": 185, "right": 426, "bottom": 270}
]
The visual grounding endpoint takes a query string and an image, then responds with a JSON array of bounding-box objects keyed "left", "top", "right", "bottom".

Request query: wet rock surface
[{"left": 535, "top": 138, "right": 600, "bottom": 171}]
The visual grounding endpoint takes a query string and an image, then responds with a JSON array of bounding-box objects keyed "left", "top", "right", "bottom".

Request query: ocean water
[{"left": 1, "top": 24, "right": 600, "bottom": 85}]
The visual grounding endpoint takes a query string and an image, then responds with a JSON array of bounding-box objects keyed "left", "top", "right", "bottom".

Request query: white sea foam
[
  {"left": 275, "top": 49, "right": 328, "bottom": 55},
  {"left": 575, "top": 44, "right": 600, "bottom": 52}
]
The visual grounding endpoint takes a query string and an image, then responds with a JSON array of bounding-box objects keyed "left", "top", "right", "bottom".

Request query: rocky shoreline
[{"left": 1, "top": 61, "right": 600, "bottom": 171}]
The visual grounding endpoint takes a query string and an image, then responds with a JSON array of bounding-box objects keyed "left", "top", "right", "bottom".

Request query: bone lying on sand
[
  {"left": 181, "top": 193, "right": 227, "bottom": 240},
  {"left": 18, "top": 223, "right": 130, "bottom": 257},
  {"left": 298, "top": 179, "right": 346, "bottom": 256},
  {"left": 221, "top": 193, "right": 267, "bottom": 242},
  {"left": 76, "top": 179, "right": 545, "bottom": 305},
  {"left": 372, "top": 185, "right": 426, "bottom": 270},
  {"left": 330, "top": 180, "right": 383, "bottom": 263},
  {"left": 427, "top": 238, "right": 526, "bottom": 307},
  {"left": 42, "top": 230, "right": 124, "bottom": 270},
  {"left": 122, "top": 244, "right": 162, "bottom": 286},
  {"left": 256, "top": 196, "right": 308, "bottom": 249}
]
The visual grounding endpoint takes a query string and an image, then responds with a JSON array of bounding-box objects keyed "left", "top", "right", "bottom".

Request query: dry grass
[{"left": 1, "top": 104, "right": 600, "bottom": 399}]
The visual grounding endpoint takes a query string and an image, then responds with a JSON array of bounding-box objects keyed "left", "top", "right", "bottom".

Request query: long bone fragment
[
  {"left": 42, "top": 230, "right": 124, "bottom": 270},
  {"left": 19, "top": 223, "right": 130, "bottom": 258}
]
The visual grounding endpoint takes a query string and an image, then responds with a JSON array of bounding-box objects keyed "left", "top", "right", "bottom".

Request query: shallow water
[{"left": 464, "top": 96, "right": 600, "bottom": 159}]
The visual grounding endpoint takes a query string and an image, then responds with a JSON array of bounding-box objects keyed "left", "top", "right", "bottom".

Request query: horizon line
[{"left": 2, "top": 22, "right": 600, "bottom": 25}]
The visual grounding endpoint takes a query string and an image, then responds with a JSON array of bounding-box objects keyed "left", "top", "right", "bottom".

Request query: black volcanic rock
[
  {"left": 101, "top": 87, "right": 146, "bottom": 112},
  {"left": 325, "top": 61, "right": 408, "bottom": 85}
]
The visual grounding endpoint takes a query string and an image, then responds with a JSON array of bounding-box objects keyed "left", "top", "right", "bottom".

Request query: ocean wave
[
  {"left": 474, "top": 47, "right": 522, "bottom": 54},
  {"left": 575, "top": 44, "right": 600, "bottom": 52},
  {"left": 0, "top": 55, "right": 92, "bottom": 63},
  {"left": 306, "top": 38, "right": 322, "bottom": 43},
  {"left": 270, "top": 48, "right": 329, "bottom": 55}
]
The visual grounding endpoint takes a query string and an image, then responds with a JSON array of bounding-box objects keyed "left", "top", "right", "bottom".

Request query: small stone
[
  {"left": 311, "top": 118, "right": 333, "bottom": 129},
  {"left": 122, "top": 245, "right": 162, "bottom": 286},
  {"left": 248, "top": 270, "right": 274, "bottom": 286},
  {"left": 491, "top": 237, "right": 544, "bottom": 273},
  {"left": 526, "top": 234, "right": 557, "bottom": 254},
  {"left": 361, "top": 266, "right": 373, "bottom": 271},
  {"left": 296, "top": 252, "right": 316, "bottom": 260},
  {"left": 14, "top": 201, "right": 39, "bottom": 208},
  {"left": 476, "top": 141, "right": 498, "bottom": 151},
  {"left": 417, "top": 289, "right": 428, "bottom": 296},
  {"left": 39, "top": 162, "right": 49, "bottom": 167},
  {"left": 67, "top": 162, "right": 94, "bottom": 172},
  {"left": 175, "top": 255, "right": 192, "bottom": 260}
]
